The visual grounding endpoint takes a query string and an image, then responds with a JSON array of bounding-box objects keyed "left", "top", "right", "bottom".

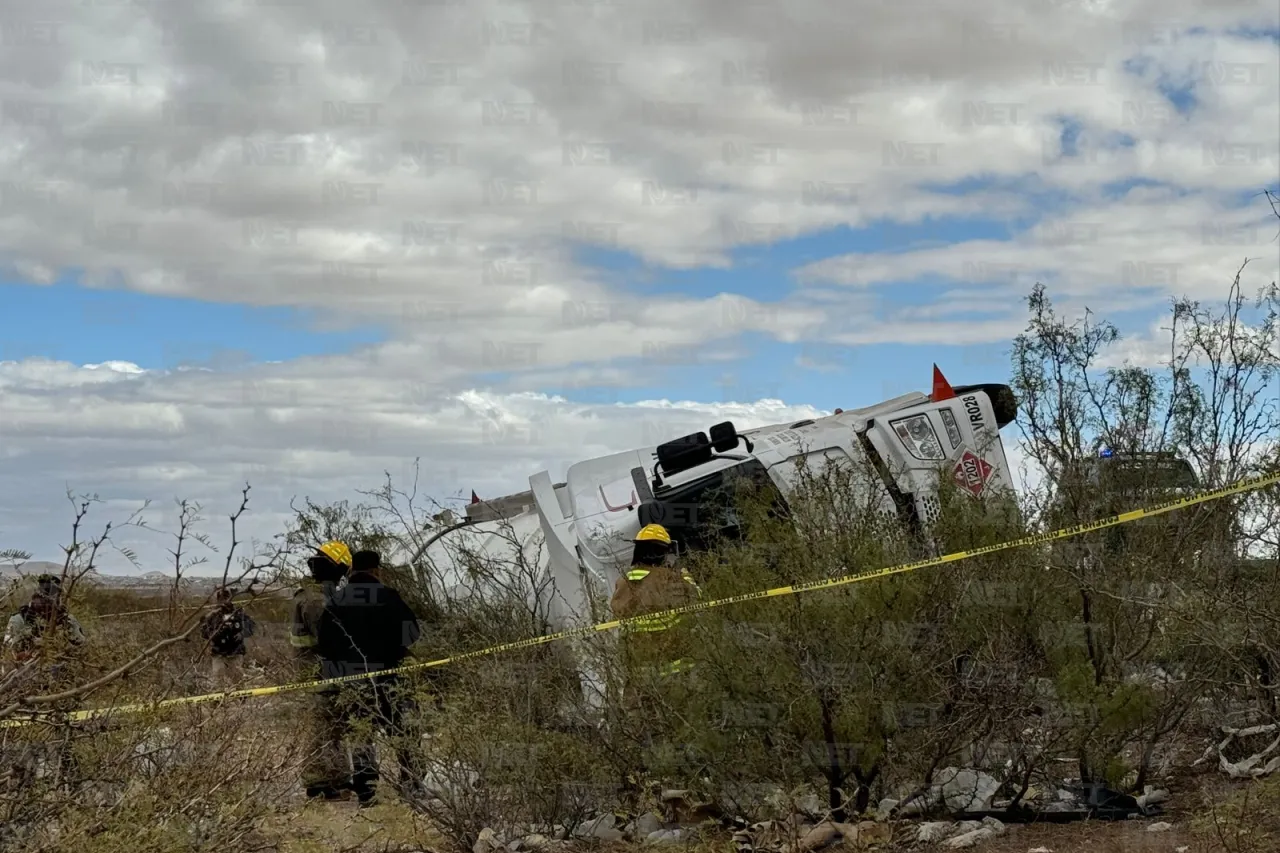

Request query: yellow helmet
[
  {"left": 633, "top": 524, "right": 672, "bottom": 545},
  {"left": 317, "top": 540, "right": 353, "bottom": 569}
]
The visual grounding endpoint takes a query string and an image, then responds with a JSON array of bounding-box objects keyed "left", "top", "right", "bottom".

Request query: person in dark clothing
[
  {"left": 200, "top": 587, "right": 255, "bottom": 687},
  {"left": 317, "top": 549, "right": 424, "bottom": 806}
]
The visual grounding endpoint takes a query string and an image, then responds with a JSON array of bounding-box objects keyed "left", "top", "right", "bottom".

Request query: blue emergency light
[{"left": 1099, "top": 448, "right": 1114, "bottom": 458}]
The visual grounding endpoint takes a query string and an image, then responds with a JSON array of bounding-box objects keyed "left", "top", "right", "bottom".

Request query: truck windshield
[{"left": 648, "top": 459, "right": 788, "bottom": 553}]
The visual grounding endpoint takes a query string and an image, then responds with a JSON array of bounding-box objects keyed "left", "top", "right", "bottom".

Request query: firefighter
[
  {"left": 610, "top": 524, "right": 701, "bottom": 694},
  {"left": 292, "top": 540, "right": 353, "bottom": 800}
]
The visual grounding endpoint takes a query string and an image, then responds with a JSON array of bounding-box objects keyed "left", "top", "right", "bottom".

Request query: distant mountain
[
  {"left": 0, "top": 561, "right": 227, "bottom": 591},
  {"left": 0, "top": 560, "right": 66, "bottom": 578}
]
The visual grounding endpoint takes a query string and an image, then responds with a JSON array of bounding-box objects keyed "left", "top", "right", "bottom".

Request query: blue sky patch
[
  {"left": 0, "top": 278, "right": 387, "bottom": 369},
  {"left": 1158, "top": 79, "right": 1198, "bottom": 114},
  {"left": 573, "top": 216, "right": 1019, "bottom": 300},
  {"left": 1224, "top": 25, "right": 1280, "bottom": 42}
]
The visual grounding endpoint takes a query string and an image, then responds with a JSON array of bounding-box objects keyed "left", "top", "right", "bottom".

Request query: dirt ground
[
  {"left": 264, "top": 793, "right": 443, "bottom": 853},
  {"left": 959, "top": 821, "right": 1193, "bottom": 853}
]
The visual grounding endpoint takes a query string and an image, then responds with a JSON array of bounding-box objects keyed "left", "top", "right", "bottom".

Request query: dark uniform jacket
[
  {"left": 317, "top": 571, "right": 421, "bottom": 681},
  {"left": 201, "top": 605, "right": 254, "bottom": 657}
]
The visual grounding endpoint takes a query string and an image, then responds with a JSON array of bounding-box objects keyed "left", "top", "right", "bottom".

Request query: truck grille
[{"left": 918, "top": 493, "right": 942, "bottom": 526}]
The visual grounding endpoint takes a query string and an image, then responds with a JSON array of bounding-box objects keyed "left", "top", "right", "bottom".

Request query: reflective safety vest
[
  {"left": 290, "top": 582, "right": 330, "bottom": 656},
  {"left": 615, "top": 567, "right": 700, "bottom": 633}
]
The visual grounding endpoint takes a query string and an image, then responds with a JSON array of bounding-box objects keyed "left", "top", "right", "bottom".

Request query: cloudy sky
[{"left": 0, "top": 0, "right": 1276, "bottom": 573}]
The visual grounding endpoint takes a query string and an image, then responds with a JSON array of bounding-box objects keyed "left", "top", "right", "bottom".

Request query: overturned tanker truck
[{"left": 416, "top": 366, "right": 1019, "bottom": 700}]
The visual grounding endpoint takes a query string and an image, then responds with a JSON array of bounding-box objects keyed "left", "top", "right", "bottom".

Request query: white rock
[
  {"left": 576, "top": 815, "right": 623, "bottom": 842},
  {"left": 474, "top": 828, "right": 503, "bottom": 853},
  {"left": 646, "top": 829, "right": 684, "bottom": 845},
  {"left": 876, "top": 798, "right": 899, "bottom": 819},
  {"left": 954, "top": 821, "right": 984, "bottom": 836},
  {"left": 916, "top": 822, "right": 956, "bottom": 843},
  {"left": 1027, "top": 847, "right": 1053, "bottom": 852},
  {"left": 943, "top": 828, "right": 995, "bottom": 849},
  {"left": 522, "top": 834, "right": 551, "bottom": 849},
  {"left": 1136, "top": 788, "right": 1170, "bottom": 809},
  {"left": 936, "top": 768, "right": 1001, "bottom": 812},
  {"left": 896, "top": 797, "right": 930, "bottom": 817},
  {"left": 133, "top": 727, "right": 197, "bottom": 777},
  {"left": 1147, "top": 822, "right": 1174, "bottom": 833},
  {"left": 794, "top": 793, "right": 824, "bottom": 816},
  {"left": 981, "top": 817, "right": 1006, "bottom": 835},
  {"left": 629, "top": 814, "right": 663, "bottom": 838},
  {"left": 423, "top": 762, "right": 480, "bottom": 799}
]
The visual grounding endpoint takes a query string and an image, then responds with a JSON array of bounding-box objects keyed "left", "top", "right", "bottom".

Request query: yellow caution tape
[{"left": 3, "top": 469, "right": 1277, "bottom": 729}]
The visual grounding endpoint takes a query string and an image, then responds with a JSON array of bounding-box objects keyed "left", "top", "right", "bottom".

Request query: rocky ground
[
  {"left": 257, "top": 766, "right": 1273, "bottom": 853},
  {"left": 271, "top": 804, "right": 1202, "bottom": 853}
]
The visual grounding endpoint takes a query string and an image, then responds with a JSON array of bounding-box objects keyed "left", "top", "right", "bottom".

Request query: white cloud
[
  {"left": 3, "top": 3, "right": 1275, "bottom": 332},
  {"left": 0, "top": 0, "right": 1276, "bottom": 569},
  {"left": 798, "top": 190, "right": 1278, "bottom": 300}
]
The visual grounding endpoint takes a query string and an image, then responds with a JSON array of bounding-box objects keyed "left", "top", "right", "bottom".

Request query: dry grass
[
  {"left": 6, "top": 531, "right": 1279, "bottom": 853},
  {"left": 263, "top": 796, "right": 442, "bottom": 853},
  {"left": 4, "top": 569, "right": 1279, "bottom": 852}
]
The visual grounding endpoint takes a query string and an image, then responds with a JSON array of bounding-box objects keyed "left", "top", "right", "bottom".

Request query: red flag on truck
[
  {"left": 470, "top": 490, "right": 481, "bottom": 504},
  {"left": 931, "top": 364, "right": 956, "bottom": 401}
]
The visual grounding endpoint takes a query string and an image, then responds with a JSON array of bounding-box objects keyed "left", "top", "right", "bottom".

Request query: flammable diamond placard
[{"left": 954, "top": 450, "right": 993, "bottom": 497}]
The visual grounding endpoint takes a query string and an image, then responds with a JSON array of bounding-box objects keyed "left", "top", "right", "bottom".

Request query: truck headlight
[
  {"left": 939, "top": 409, "right": 963, "bottom": 449},
  {"left": 890, "top": 414, "right": 945, "bottom": 460}
]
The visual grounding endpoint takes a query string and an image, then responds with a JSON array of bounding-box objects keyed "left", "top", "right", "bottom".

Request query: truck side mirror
[{"left": 710, "top": 421, "right": 739, "bottom": 453}]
